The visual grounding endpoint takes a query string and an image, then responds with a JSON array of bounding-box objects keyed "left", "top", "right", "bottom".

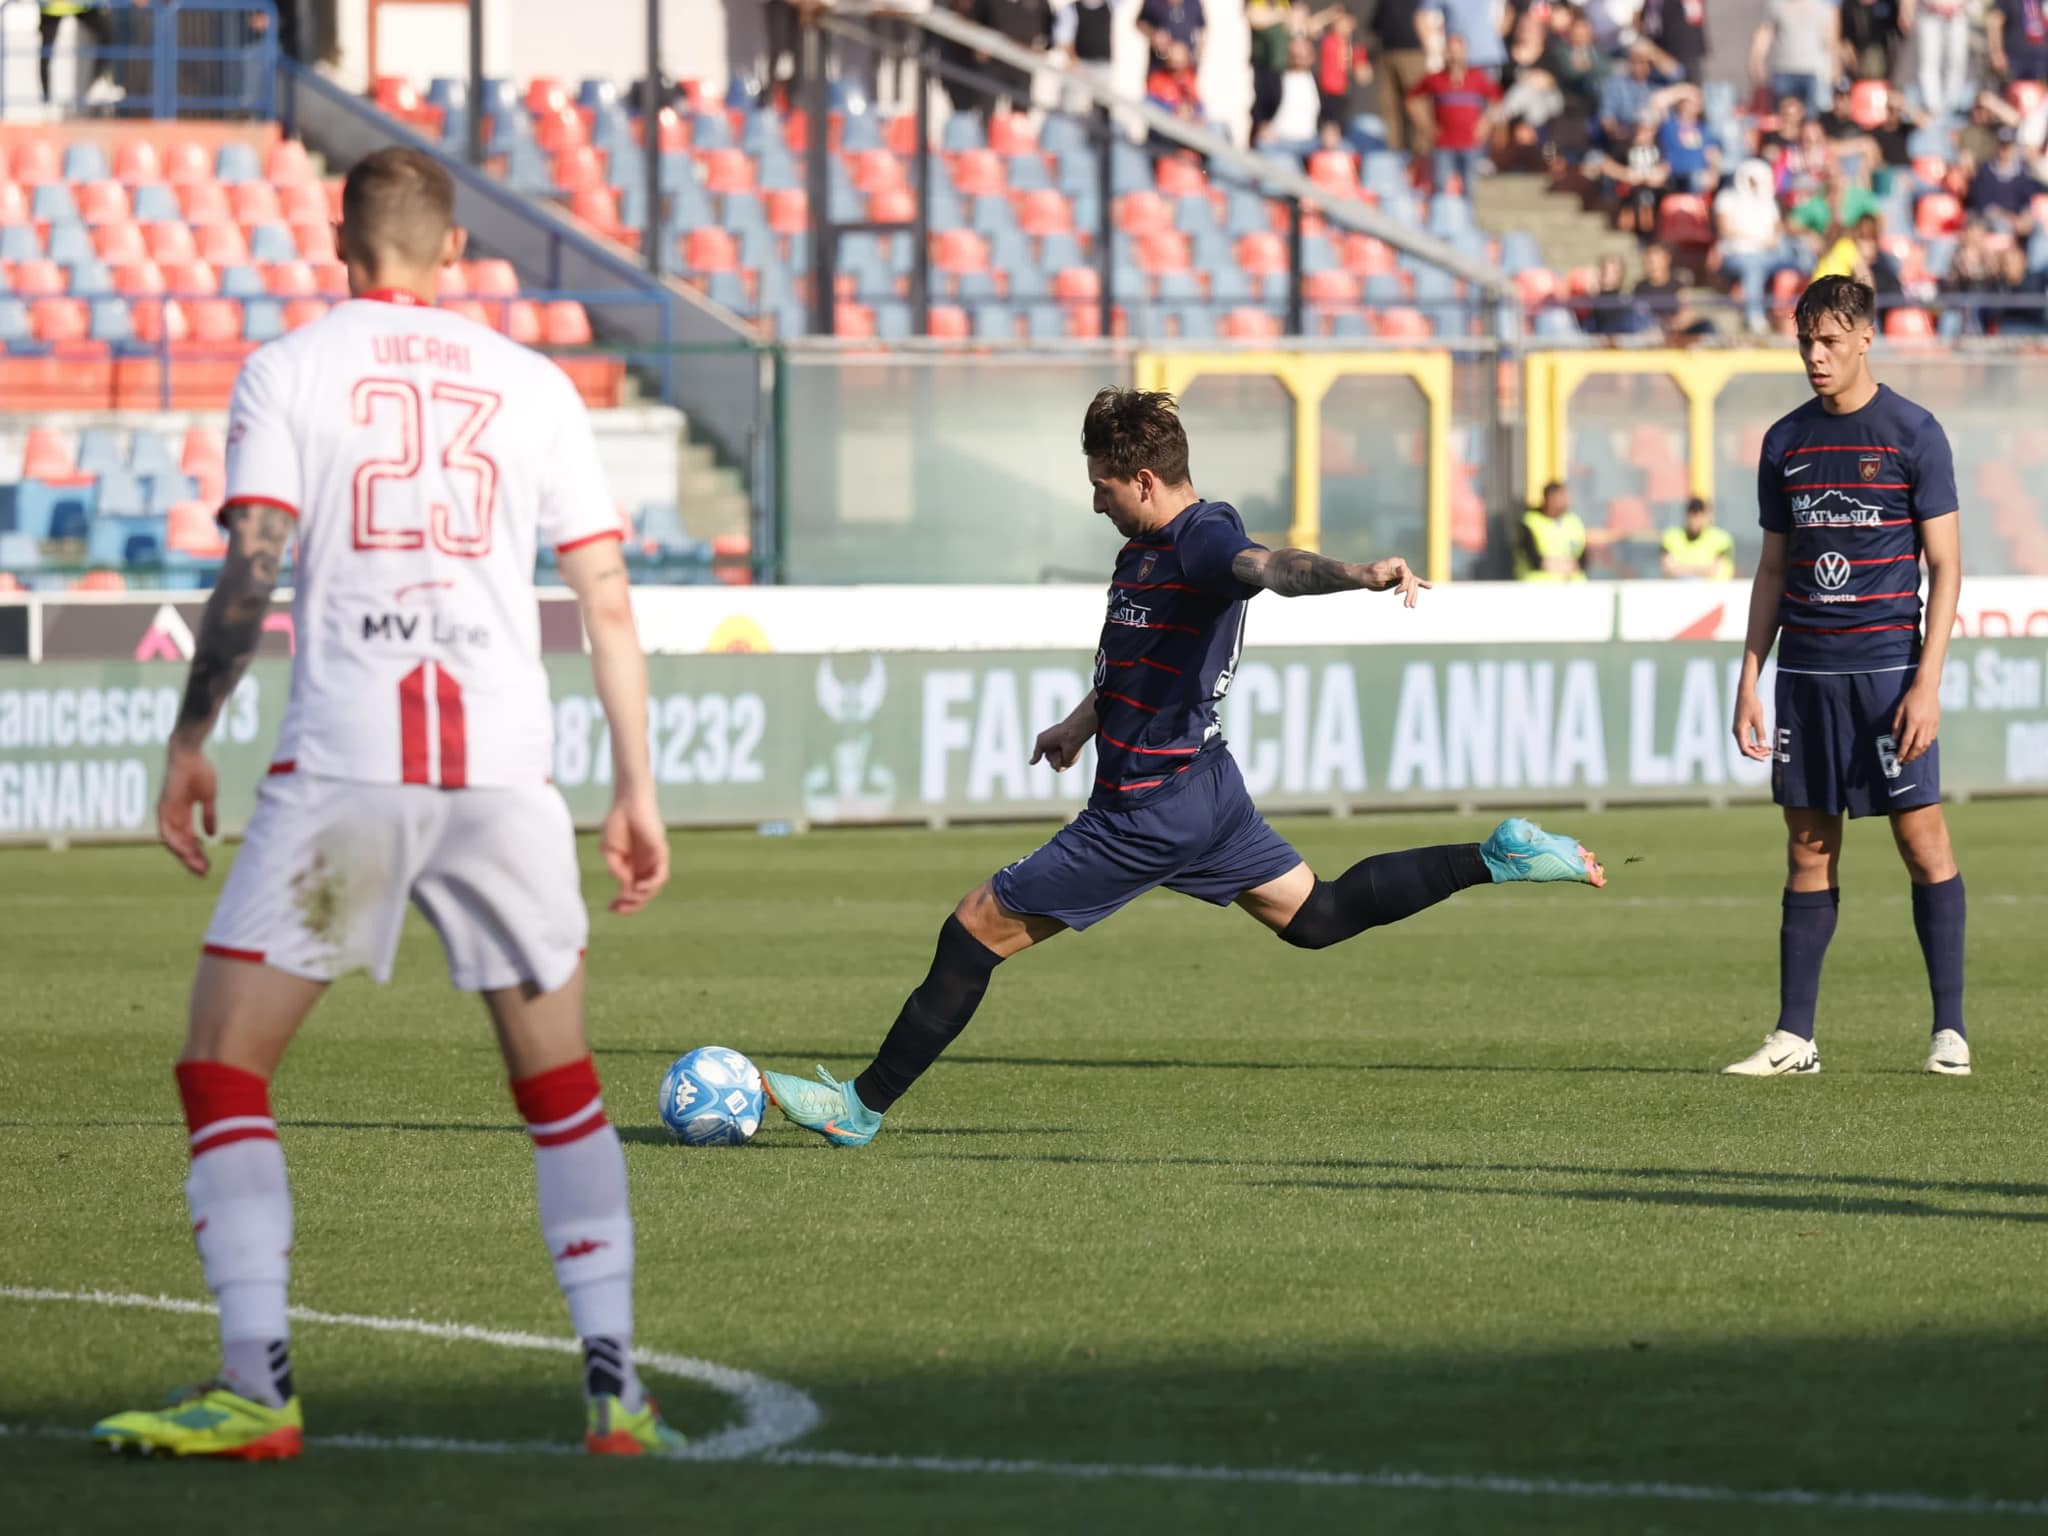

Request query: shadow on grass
[{"left": 592, "top": 1048, "right": 1708, "bottom": 1077}]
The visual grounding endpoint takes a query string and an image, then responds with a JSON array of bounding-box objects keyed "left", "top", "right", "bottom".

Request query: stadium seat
[
  {"left": 33, "top": 183, "right": 79, "bottom": 223},
  {"left": 571, "top": 187, "right": 625, "bottom": 237},
  {"left": 48, "top": 221, "right": 95, "bottom": 265},
  {"left": 266, "top": 261, "right": 317, "bottom": 296},
  {"left": 1379, "top": 306, "right": 1432, "bottom": 339},
  {"left": 0, "top": 224, "right": 41, "bottom": 262},
  {"left": 167, "top": 499, "right": 226, "bottom": 558},
  {"left": 114, "top": 141, "right": 162, "bottom": 185},
  {"left": 1515, "top": 266, "right": 1560, "bottom": 309},
  {"left": 23, "top": 427, "right": 77, "bottom": 480},
  {"left": 866, "top": 186, "right": 915, "bottom": 224},
  {"left": 11, "top": 140, "right": 60, "bottom": 185},
  {"left": 291, "top": 221, "right": 337, "bottom": 261},
  {"left": 159, "top": 261, "right": 219, "bottom": 296},
  {"left": 178, "top": 181, "right": 231, "bottom": 224},
  {"left": 1306, "top": 269, "right": 1361, "bottom": 304},
  {"left": 503, "top": 299, "right": 542, "bottom": 346},
  {"left": 1916, "top": 192, "right": 1964, "bottom": 238},
  {"left": 249, "top": 225, "right": 297, "bottom": 264},
  {"left": 1155, "top": 156, "right": 1207, "bottom": 199},
  {"left": 950, "top": 150, "right": 1006, "bottom": 198},
  {"left": 196, "top": 224, "right": 252, "bottom": 266},
  {"left": 1884, "top": 305, "right": 1935, "bottom": 337},
  {"left": 542, "top": 300, "right": 593, "bottom": 345},
  {"left": 132, "top": 299, "right": 190, "bottom": 344},
  {"left": 67, "top": 259, "right": 113, "bottom": 296},
  {"left": 1236, "top": 231, "right": 1288, "bottom": 275},
  {"left": 93, "top": 223, "right": 147, "bottom": 265},
  {"left": 267, "top": 140, "right": 313, "bottom": 185},
  {"left": 1847, "top": 80, "right": 1891, "bottom": 131},
  {"left": 164, "top": 141, "right": 212, "bottom": 185},
  {"left": 114, "top": 263, "right": 167, "bottom": 300},
  {"left": 129, "top": 431, "right": 180, "bottom": 479},
  {"left": 282, "top": 298, "right": 329, "bottom": 331},
  {"left": 14, "top": 259, "right": 65, "bottom": 297},
  {"left": 32, "top": 297, "right": 90, "bottom": 342},
  {"left": 187, "top": 299, "right": 242, "bottom": 344},
  {"left": 1116, "top": 190, "right": 1172, "bottom": 236},
  {"left": 73, "top": 570, "right": 127, "bottom": 592},
  {"left": 1052, "top": 266, "right": 1101, "bottom": 302},
  {"left": 216, "top": 143, "right": 263, "bottom": 185},
  {"left": 683, "top": 227, "right": 738, "bottom": 271},
  {"left": 144, "top": 221, "right": 199, "bottom": 263},
  {"left": 280, "top": 182, "right": 328, "bottom": 224},
  {"left": 1658, "top": 193, "right": 1713, "bottom": 249},
  {"left": 698, "top": 148, "right": 756, "bottom": 194},
  {"left": 242, "top": 297, "right": 284, "bottom": 341},
  {"left": 77, "top": 427, "right": 123, "bottom": 474},
  {"left": 927, "top": 303, "right": 969, "bottom": 339},
  {"left": 932, "top": 229, "right": 989, "bottom": 273},
  {"left": 77, "top": 180, "right": 131, "bottom": 225},
  {"left": 1221, "top": 307, "right": 1282, "bottom": 340},
  {"left": 0, "top": 182, "right": 27, "bottom": 226},
  {"left": 231, "top": 182, "right": 283, "bottom": 225}
]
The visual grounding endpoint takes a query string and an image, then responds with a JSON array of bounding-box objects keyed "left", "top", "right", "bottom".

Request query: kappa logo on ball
[{"left": 1814, "top": 551, "right": 1852, "bottom": 591}]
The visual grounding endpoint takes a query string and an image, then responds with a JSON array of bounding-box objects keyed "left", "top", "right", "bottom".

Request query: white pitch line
[{"left": 5, "top": 1288, "right": 2043, "bottom": 1521}]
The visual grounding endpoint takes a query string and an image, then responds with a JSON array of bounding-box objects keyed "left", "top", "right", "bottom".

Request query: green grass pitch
[{"left": 4, "top": 801, "right": 2047, "bottom": 1534}]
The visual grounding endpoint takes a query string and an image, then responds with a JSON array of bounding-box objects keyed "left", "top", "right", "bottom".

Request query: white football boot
[
  {"left": 1722, "top": 1029, "right": 1821, "bottom": 1076},
  {"left": 1922, "top": 1029, "right": 1971, "bottom": 1076}
]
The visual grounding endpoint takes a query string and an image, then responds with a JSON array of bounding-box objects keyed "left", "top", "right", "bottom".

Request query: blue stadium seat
[
  {"left": 740, "top": 110, "right": 782, "bottom": 154},
  {"left": 88, "top": 515, "right": 163, "bottom": 566},
  {"left": 0, "top": 225, "right": 40, "bottom": 262},
  {"left": 1038, "top": 232, "right": 1084, "bottom": 270},
  {"left": 129, "top": 432, "right": 179, "bottom": 480},
  {"left": 144, "top": 473, "right": 199, "bottom": 513},
  {"left": 480, "top": 77, "right": 520, "bottom": 118},
  {"left": 972, "top": 302, "right": 1016, "bottom": 339},
  {"left": 691, "top": 111, "right": 732, "bottom": 149},
  {"left": 243, "top": 298, "right": 285, "bottom": 341},
  {"left": 78, "top": 428, "right": 125, "bottom": 475},
  {"left": 1111, "top": 142, "right": 1151, "bottom": 195},
  {"left": 68, "top": 259, "right": 114, "bottom": 297},
  {"left": 722, "top": 192, "right": 770, "bottom": 240},
  {"left": 840, "top": 112, "right": 883, "bottom": 152},
  {"left": 47, "top": 223, "right": 95, "bottom": 266},
  {"left": 428, "top": 76, "right": 467, "bottom": 113},
  {"left": 665, "top": 181, "right": 716, "bottom": 232},
  {"left": 737, "top": 227, "right": 777, "bottom": 273},
  {"left": 827, "top": 179, "right": 864, "bottom": 223},
  {"left": 1007, "top": 155, "right": 1052, "bottom": 192},
  {"left": 32, "top": 183, "right": 79, "bottom": 223},
  {"left": 1007, "top": 257, "right": 1050, "bottom": 302},
  {"left": 755, "top": 264, "right": 793, "bottom": 312},
  {"left": 942, "top": 113, "right": 986, "bottom": 152},
  {"left": 1498, "top": 231, "right": 1543, "bottom": 274},
  {"left": 1170, "top": 304, "right": 1216, "bottom": 340},
  {"left": 1363, "top": 273, "right": 1406, "bottom": 306},
  {"left": 0, "top": 298, "right": 30, "bottom": 341},
  {"left": 1174, "top": 195, "right": 1221, "bottom": 237},
  {"left": 615, "top": 180, "right": 649, "bottom": 233},
  {"left": 1023, "top": 303, "right": 1064, "bottom": 340},
  {"left": 772, "top": 301, "right": 807, "bottom": 337},
  {"left": 604, "top": 137, "right": 644, "bottom": 187},
  {"left": 0, "top": 531, "right": 39, "bottom": 570},
  {"left": 1039, "top": 114, "right": 1087, "bottom": 160},
  {"left": 951, "top": 270, "right": 1000, "bottom": 302},
  {"left": 973, "top": 197, "right": 1020, "bottom": 238},
  {"left": 216, "top": 143, "right": 262, "bottom": 184},
  {"left": 756, "top": 148, "right": 801, "bottom": 193},
  {"left": 1328, "top": 309, "right": 1372, "bottom": 338},
  {"left": 1303, "top": 234, "right": 1339, "bottom": 273},
  {"left": 1155, "top": 270, "right": 1202, "bottom": 303},
  {"left": 578, "top": 78, "right": 618, "bottom": 112},
  {"left": 1531, "top": 306, "right": 1580, "bottom": 338},
  {"left": 249, "top": 224, "right": 298, "bottom": 262},
  {"left": 219, "top": 264, "right": 266, "bottom": 297},
  {"left": 95, "top": 468, "right": 145, "bottom": 519},
  {"left": 875, "top": 300, "right": 913, "bottom": 340},
  {"left": 64, "top": 142, "right": 110, "bottom": 181},
  {"left": 1225, "top": 189, "right": 1270, "bottom": 236},
  {"left": 505, "top": 141, "right": 553, "bottom": 194},
  {"left": 26, "top": 478, "right": 96, "bottom": 540},
  {"left": 1056, "top": 151, "right": 1099, "bottom": 197},
  {"left": 133, "top": 185, "right": 181, "bottom": 222},
  {"left": 1210, "top": 267, "right": 1253, "bottom": 304}
]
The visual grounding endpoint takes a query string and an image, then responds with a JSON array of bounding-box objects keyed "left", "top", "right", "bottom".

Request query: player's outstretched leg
[
  {"left": 94, "top": 959, "right": 320, "bottom": 1460},
  {"left": 1477, "top": 817, "right": 1607, "bottom": 887}
]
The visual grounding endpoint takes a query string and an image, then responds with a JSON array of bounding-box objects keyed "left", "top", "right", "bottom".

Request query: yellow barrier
[{"left": 1134, "top": 350, "right": 1455, "bottom": 584}]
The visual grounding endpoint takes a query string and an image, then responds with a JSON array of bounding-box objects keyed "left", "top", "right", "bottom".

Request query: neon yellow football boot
[
  {"left": 93, "top": 1380, "right": 303, "bottom": 1460},
  {"left": 585, "top": 1394, "right": 687, "bottom": 1456}
]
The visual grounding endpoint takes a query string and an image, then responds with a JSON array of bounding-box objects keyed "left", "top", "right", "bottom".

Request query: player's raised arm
[
  {"left": 158, "top": 500, "right": 294, "bottom": 875},
  {"left": 1733, "top": 529, "right": 1788, "bottom": 761},
  {"left": 560, "top": 536, "right": 668, "bottom": 916},
  {"left": 1229, "top": 546, "right": 1432, "bottom": 605}
]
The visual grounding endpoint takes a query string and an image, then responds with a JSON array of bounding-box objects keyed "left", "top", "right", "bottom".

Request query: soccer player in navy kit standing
[
  {"left": 761, "top": 388, "right": 1607, "bottom": 1146},
  {"left": 1726, "top": 276, "right": 1971, "bottom": 1076}
]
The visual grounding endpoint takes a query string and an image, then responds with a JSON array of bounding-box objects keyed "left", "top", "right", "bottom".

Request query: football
[{"left": 657, "top": 1046, "right": 766, "bottom": 1146}]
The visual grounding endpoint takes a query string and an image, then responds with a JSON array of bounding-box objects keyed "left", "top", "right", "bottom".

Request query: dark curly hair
[
  {"left": 1795, "top": 275, "right": 1876, "bottom": 335},
  {"left": 1081, "top": 388, "right": 1192, "bottom": 486}
]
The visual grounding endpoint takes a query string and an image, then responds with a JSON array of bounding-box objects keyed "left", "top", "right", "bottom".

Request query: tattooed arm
[
  {"left": 159, "top": 501, "right": 293, "bottom": 874},
  {"left": 1230, "top": 546, "right": 1432, "bottom": 606}
]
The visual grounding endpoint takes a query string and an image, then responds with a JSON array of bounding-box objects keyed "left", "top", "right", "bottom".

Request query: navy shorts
[
  {"left": 1773, "top": 668, "right": 1941, "bottom": 819},
  {"left": 989, "top": 751, "right": 1303, "bottom": 931}
]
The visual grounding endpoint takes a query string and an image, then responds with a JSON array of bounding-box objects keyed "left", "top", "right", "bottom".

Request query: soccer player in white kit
[{"left": 92, "top": 148, "right": 681, "bottom": 1459}]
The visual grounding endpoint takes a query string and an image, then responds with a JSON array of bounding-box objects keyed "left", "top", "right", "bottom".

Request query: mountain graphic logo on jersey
[{"left": 1756, "top": 384, "right": 1957, "bottom": 674}]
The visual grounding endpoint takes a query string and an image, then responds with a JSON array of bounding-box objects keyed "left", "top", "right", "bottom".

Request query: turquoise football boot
[
  {"left": 760, "top": 1065, "right": 884, "bottom": 1148},
  {"left": 1480, "top": 817, "right": 1606, "bottom": 887}
]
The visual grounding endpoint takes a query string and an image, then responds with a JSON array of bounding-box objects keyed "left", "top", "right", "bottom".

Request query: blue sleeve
[
  {"left": 1758, "top": 432, "right": 1791, "bottom": 534},
  {"left": 1909, "top": 416, "right": 1959, "bottom": 521},
  {"left": 1178, "top": 507, "right": 1261, "bottom": 597}
]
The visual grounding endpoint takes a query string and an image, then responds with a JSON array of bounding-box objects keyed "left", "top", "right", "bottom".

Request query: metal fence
[{"left": 0, "top": 0, "right": 277, "bottom": 119}]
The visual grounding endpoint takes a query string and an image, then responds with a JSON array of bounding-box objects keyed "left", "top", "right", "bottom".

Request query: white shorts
[{"left": 204, "top": 772, "right": 589, "bottom": 993}]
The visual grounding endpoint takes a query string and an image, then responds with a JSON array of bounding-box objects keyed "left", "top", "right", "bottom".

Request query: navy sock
[
  {"left": 1279, "top": 844, "right": 1492, "bottom": 950},
  {"left": 854, "top": 915, "right": 1004, "bottom": 1114},
  {"left": 1775, "top": 887, "right": 1840, "bottom": 1041},
  {"left": 1910, "top": 875, "right": 1966, "bottom": 1040}
]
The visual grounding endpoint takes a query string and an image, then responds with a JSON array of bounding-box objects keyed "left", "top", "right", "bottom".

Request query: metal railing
[{"left": 0, "top": 0, "right": 277, "bottom": 119}]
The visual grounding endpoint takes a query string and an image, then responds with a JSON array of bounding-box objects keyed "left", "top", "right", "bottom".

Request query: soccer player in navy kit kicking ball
[
  {"left": 761, "top": 388, "right": 1607, "bottom": 1147},
  {"left": 1726, "top": 276, "right": 1971, "bottom": 1077}
]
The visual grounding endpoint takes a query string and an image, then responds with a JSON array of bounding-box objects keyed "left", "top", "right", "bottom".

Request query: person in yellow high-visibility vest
[
  {"left": 38, "top": 1, "right": 123, "bottom": 107},
  {"left": 1515, "top": 480, "right": 1589, "bottom": 582},
  {"left": 1660, "top": 495, "right": 1737, "bottom": 580}
]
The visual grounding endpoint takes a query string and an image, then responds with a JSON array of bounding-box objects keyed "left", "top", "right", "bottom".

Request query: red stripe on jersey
[
  {"left": 398, "top": 664, "right": 430, "bottom": 784},
  {"left": 1121, "top": 540, "right": 1173, "bottom": 551},
  {"left": 1098, "top": 690, "right": 1159, "bottom": 713},
  {"left": 1099, "top": 657, "right": 1185, "bottom": 676},
  {"left": 266, "top": 760, "right": 296, "bottom": 776},
  {"left": 1097, "top": 774, "right": 1168, "bottom": 792},
  {"left": 435, "top": 665, "right": 468, "bottom": 789},
  {"left": 556, "top": 528, "right": 626, "bottom": 555},
  {"left": 1784, "top": 482, "right": 1909, "bottom": 490},
  {"left": 1799, "top": 518, "right": 1912, "bottom": 528},
  {"left": 1784, "top": 445, "right": 1897, "bottom": 455},
  {"left": 1781, "top": 622, "right": 1920, "bottom": 634},
  {"left": 1792, "top": 554, "right": 1917, "bottom": 567},
  {"left": 201, "top": 943, "right": 266, "bottom": 964},
  {"left": 1108, "top": 621, "right": 1203, "bottom": 635},
  {"left": 1110, "top": 581, "right": 1200, "bottom": 592},
  {"left": 214, "top": 495, "right": 300, "bottom": 529},
  {"left": 1784, "top": 589, "right": 1921, "bottom": 603},
  {"left": 1098, "top": 731, "right": 1200, "bottom": 755}
]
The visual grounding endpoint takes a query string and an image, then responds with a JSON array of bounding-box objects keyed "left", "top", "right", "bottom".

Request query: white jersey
[{"left": 223, "top": 290, "right": 622, "bottom": 788}]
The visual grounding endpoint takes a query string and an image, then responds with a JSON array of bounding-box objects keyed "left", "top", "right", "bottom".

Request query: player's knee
[{"left": 1277, "top": 879, "right": 1343, "bottom": 950}]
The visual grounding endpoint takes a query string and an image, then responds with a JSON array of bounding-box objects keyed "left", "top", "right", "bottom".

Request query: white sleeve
[
  {"left": 538, "top": 382, "right": 625, "bottom": 552},
  {"left": 221, "top": 344, "right": 303, "bottom": 525}
]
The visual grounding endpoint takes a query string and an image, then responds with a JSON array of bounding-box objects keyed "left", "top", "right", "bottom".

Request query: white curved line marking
[
  {"left": 0, "top": 1286, "right": 819, "bottom": 1461},
  {"left": 6, "top": 1288, "right": 2044, "bottom": 1519}
]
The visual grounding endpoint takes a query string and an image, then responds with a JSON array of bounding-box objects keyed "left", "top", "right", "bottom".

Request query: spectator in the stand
[
  {"left": 1774, "top": 116, "right": 1838, "bottom": 202},
  {"left": 1941, "top": 218, "right": 2001, "bottom": 328},
  {"left": 1580, "top": 0, "right": 1643, "bottom": 55},
  {"left": 1853, "top": 215, "right": 1906, "bottom": 299},
  {"left": 1989, "top": 0, "right": 2048, "bottom": 86},
  {"left": 1640, "top": 0, "right": 1709, "bottom": 84},
  {"left": 1714, "top": 157, "right": 1788, "bottom": 331},
  {"left": 1139, "top": 0, "right": 1205, "bottom": 79},
  {"left": 1423, "top": 0, "right": 1509, "bottom": 74},
  {"left": 1516, "top": 481, "right": 1589, "bottom": 582},
  {"left": 981, "top": 0, "right": 1055, "bottom": 112},
  {"left": 1054, "top": 0, "right": 1122, "bottom": 111},
  {"left": 1317, "top": 8, "right": 1374, "bottom": 149},
  {"left": 1968, "top": 128, "right": 2046, "bottom": 233},
  {"left": 1840, "top": 0, "right": 1909, "bottom": 84},
  {"left": 1980, "top": 79, "right": 2048, "bottom": 173},
  {"left": 1582, "top": 252, "right": 1644, "bottom": 334},
  {"left": 1499, "top": 6, "right": 1567, "bottom": 161},
  {"left": 937, "top": 0, "right": 995, "bottom": 121},
  {"left": 1587, "top": 118, "right": 1672, "bottom": 234},
  {"left": 1868, "top": 89, "right": 1927, "bottom": 171},
  {"left": 1661, "top": 497, "right": 1736, "bottom": 580},
  {"left": 1145, "top": 39, "right": 1208, "bottom": 135},
  {"left": 1597, "top": 43, "right": 1678, "bottom": 152},
  {"left": 1758, "top": 93, "right": 1807, "bottom": 158},
  {"left": 1918, "top": 0, "right": 1975, "bottom": 117},
  {"left": 1370, "top": 0, "right": 1437, "bottom": 154},
  {"left": 1750, "top": 0, "right": 1840, "bottom": 114},
  {"left": 1632, "top": 241, "right": 1684, "bottom": 329},
  {"left": 1959, "top": 91, "right": 2006, "bottom": 172},
  {"left": 1411, "top": 30, "right": 1502, "bottom": 189},
  {"left": 1258, "top": 34, "right": 1327, "bottom": 153},
  {"left": 1247, "top": 0, "right": 1306, "bottom": 137},
  {"left": 1540, "top": 9, "right": 1611, "bottom": 149},
  {"left": 1792, "top": 163, "right": 1884, "bottom": 241},
  {"left": 1985, "top": 242, "right": 2048, "bottom": 331},
  {"left": 1658, "top": 87, "right": 1721, "bottom": 193},
  {"left": 38, "top": 1, "right": 124, "bottom": 107}
]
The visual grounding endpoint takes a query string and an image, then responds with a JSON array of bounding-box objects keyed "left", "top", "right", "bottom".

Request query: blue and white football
[{"left": 658, "top": 1046, "right": 765, "bottom": 1146}]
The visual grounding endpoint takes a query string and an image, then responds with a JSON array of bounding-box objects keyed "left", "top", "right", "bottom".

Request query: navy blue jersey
[
  {"left": 1758, "top": 383, "right": 1958, "bottom": 673},
  {"left": 1091, "top": 500, "right": 1260, "bottom": 808}
]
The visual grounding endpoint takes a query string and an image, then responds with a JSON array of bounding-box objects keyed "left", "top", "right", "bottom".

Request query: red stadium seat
[
  {"left": 442, "top": 299, "right": 491, "bottom": 327},
  {"left": 987, "top": 111, "right": 1037, "bottom": 156},
  {"left": 867, "top": 186, "right": 916, "bottom": 223},
  {"left": 535, "top": 109, "right": 590, "bottom": 155},
  {"left": 77, "top": 179, "right": 131, "bottom": 225},
  {"left": 1657, "top": 193, "right": 1713, "bottom": 248},
  {"left": 554, "top": 145, "right": 605, "bottom": 192},
  {"left": 160, "top": 260, "right": 219, "bottom": 296},
  {"left": 948, "top": 149, "right": 1006, "bottom": 197},
  {"left": 542, "top": 300, "right": 593, "bottom": 345},
  {"left": 1916, "top": 191, "right": 1964, "bottom": 238},
  {"left": 1220, "top": 307, "right": 1282, "bottom": 340},
  {"left": 1307, "top": 150, "right": 1359, "bottom": 193},
  {"left": 312, "top": 261, "right": 349, "bottom": 297},
  {"left": 833, "top": 302, "right": 877, "bottom": 339},
  {"left": 1235, "top": 231, "right": 1288, "bottom": 275},
  {"left": 145, "top": 221, "right": 199, "bottom": 263},
  {"left": 23, "top": 426, "right": 77, "bottom": 479},
  {"left": 1847, "top": 80, "right": 1891, "bottom": 132},
  {"left": 932, "top": 228, "right": 990, "bottom": 273},
  {"left": 1065, "top": 302, "right": 1103, "bottom": 339},
  {"left": 526, "top": 77, "right": 570, "bottom": 116},
  {"left": 636, "top": 105, "right": 689, "bottom": 152},
  {"left": 10, "top": 139, "right": 59, "bottom": 186},
  {"left": 93, "top": 222, "right": 148, "bottom": 265},
  {"left": 1116, "top": 190, "right": 1172, "bottom": 235},
  {"left": 927, "top": 303, "right": 969, "bottom": 338},
  {"left": 32, "top": 297, "right": 90, "bottom": 342},
  {"left": 323, "top": 180, "right": 344, "bottom": 222},
  {"left": 1135, "top": 229, "right": 1192, "bottom": 272},
  {"left": 885, "top": 113, "right": 920, "bottom": 156},
  {"left": 131, "top": 296, "right": 190, "bottom": 343},
  {"left": 0, "top": 183, "right": 27, "bottom": 225},
  {"left": 1052, "top": 265, "right": 1100, "bottom": 301},
  {"left": 282, "top": 298, "right": 328, "bottom": 331},
  {"left": 279, "top": 182, "right": 328, "bottom": 225},
  {"left": 1605, "top": 495, "right": 1652, "bottom": 537},
  {"left": 112, "top": 260, "right": 166, "bottom": 296},
  {"left": 467, "top": 259, "right": 518, "bottom": 297},
  {"left": 230, "top": 182, "right": 282, "bottom": 224},
  {"left": 73, "top": 569, "right": 127, "bottom": 592},
  {"left": 13, "top": 259, "right": 65, "bottom": 297},
  {"left": 266, "top": 139, "right": 313, "bottom": 185},
  {"left": 1342, "top": 234, "right": 1397, "bottom": 275},
  {"left": 188, "top": 298, "right": 243, "bottom": 342},
  {"left": 1565, "top": 265, "right": 1599, "bottom": 298},
  {"left": 1017, "top": 188, "right": 1074, "bottom": 235},
  {"left": 847, "top": 149, "right": 907, "bottom": 194},
  {"left": 570, "top": 187, "right": 624, "bottom": 236},
  {"left": 178, "top": 181, "right": 231, "bottom": 224},
  {"left": 697, "top": 148, "right": 756, "bottom": 194},
  {"left": 164, "top": 141, "right": 212, "bottom": 186},
  {"left": 1154, "top": 155, "right": 1207, "bottom": 198},
  {"left": 167, "top": 499, "right": 226, "bottom": 558},
  {"left": 1305, "top": 268, "right": 1361, "bottom": 303},
  {"left": 265, "top": 260, "right": 317, "bottom": 296},
  {"left": 436, "top": 263, "right": 467, "bottom": 299},
  {"left": 505, "top": 300, "right": 542, "bottom": 346},
  {"left": 114, "top": 140, "right": 163, "bottom": 185},
  {"left": 684, "top": 227, "right": 739, "bottom": 271},
  {"left": 1515, "top": 266, "right": 1559, "bottom": 308},
  {"left": 2008, "top": 80, "right": 2048, "bottom": 118},
  {"left": 766, "top": 188, "right": 808, "bottom": 233},
  {"left": 1379, "top": 306, "right": 1432, "bottom": 338},
  {"left": 195, "top": 223, "right": 250, "bottom": 266},
  {"left": 291, "top": 220, "right": 337, "bottom": 261},
  {"left": 1884, "top": 305, "right": 1935, "bottom": 337}
]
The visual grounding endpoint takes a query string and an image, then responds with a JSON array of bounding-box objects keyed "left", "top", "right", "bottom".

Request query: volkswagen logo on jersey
[
  {"left": 1859, "top": 453, "right": 1883, "bottom": 482},
  {"left": 1814, "top": 551, "right": 1852, "bottom": 591}
]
